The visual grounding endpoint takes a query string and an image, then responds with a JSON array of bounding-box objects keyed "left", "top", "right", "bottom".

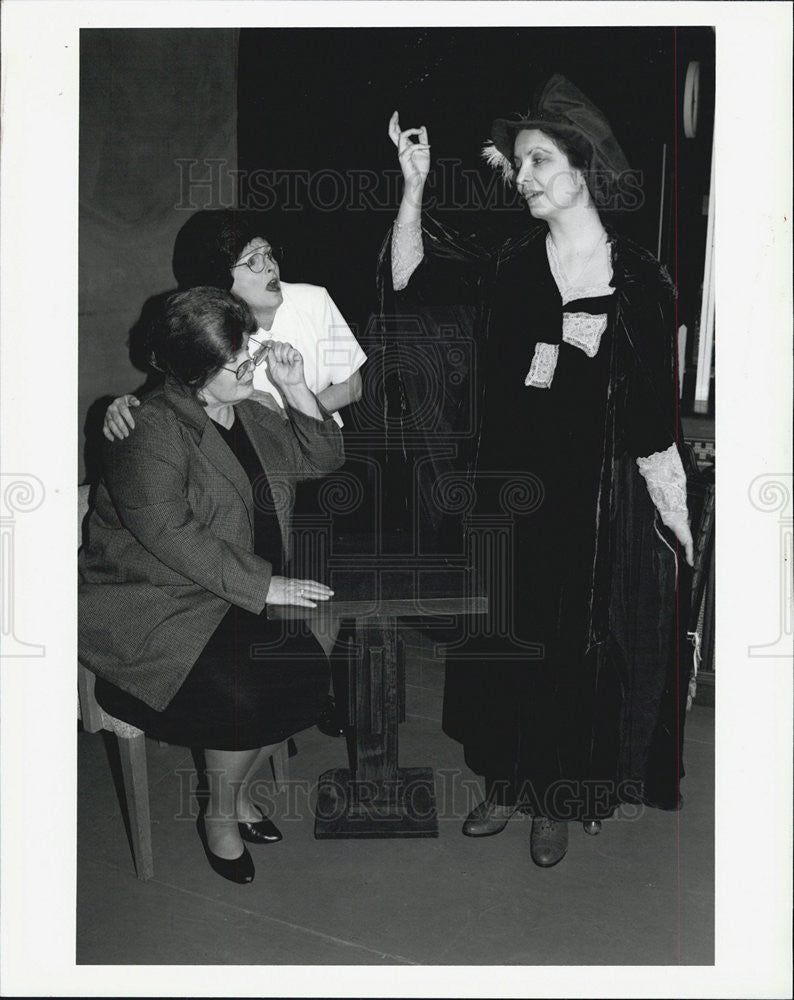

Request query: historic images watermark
[
  {"left": 0, "top": 473, "right": 46, "bottom": 657},
  {"left": 747, "top": 474, "right": 793, "bottom": 657},
  {"left": 175, "top": 158, "right": 646, "bottom": 215},
  {"left": 172, "top": 767, "right": 646, "bottom": 825}
]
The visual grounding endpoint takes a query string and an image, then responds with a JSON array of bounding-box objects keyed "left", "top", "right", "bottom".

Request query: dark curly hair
[
  {"left": 148, "top": 286, "right": 258, "bottom": 390},
  {"left": 171, "top": 210, "right": 275, "bottom": 291}
]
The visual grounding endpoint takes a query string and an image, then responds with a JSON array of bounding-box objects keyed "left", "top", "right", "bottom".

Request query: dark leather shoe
[
  {"left": 317, "top": 696, "right": 346, "bottom": 738},
  {"left": 583, "top": 820, "right": 602, "bottom": 836},
  {"left": 238, "top": 804, "right": 283, "bottom": 845},
  {"left": 197, "top": 814, "right": 255, "bottom": 884},
  {"left": 530, "top": 817, "right": 568, "bottom": 867},
  {"left": 462, "top": 800, "right": 515, "bottom": 837}
]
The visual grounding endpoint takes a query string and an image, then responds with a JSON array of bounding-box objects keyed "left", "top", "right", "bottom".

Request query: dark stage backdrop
[
  {"left": 238, "top": 26, "right": 714, "bottom": 342},
  {"left": 237, "top": 27, "right": 714, "bottom": 533},
  {"left": 79, "top": 28, "right": 239, "bottom": 483},
  {"left": 78, "top": 26, "right": 713, "bottom": 486}
]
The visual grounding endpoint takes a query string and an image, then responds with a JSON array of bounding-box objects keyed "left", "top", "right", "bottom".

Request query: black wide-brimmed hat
[{"left": 483, "top": 74, "right": 630, "bottom": 183}]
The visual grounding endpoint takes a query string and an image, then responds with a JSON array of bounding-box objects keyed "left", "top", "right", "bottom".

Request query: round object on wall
[{"left": 683, "top": 61, "right": 701, "bottom": 138}]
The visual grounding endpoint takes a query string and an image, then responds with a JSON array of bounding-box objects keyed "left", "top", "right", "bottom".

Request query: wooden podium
[{"left": 269, "top": 563, "right": 486, "bottom": 839}]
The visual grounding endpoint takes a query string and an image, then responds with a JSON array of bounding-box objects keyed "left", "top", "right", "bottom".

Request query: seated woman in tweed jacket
[{"left": 79, "top": 287, "right": 344, "bottom": 885}]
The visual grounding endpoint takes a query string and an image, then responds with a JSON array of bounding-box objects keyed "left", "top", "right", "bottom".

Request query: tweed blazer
[{"left": 79, "top": 377, "right": 344, "bottom": 711}]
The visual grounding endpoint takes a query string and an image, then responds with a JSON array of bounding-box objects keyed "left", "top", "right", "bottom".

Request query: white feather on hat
[{"left": 481, "top": 141, "right": 515, "bottom": 183}]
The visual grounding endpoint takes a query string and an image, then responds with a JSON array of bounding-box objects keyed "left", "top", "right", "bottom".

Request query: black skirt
[{"left": 95, "top": 416, "right": 329, "bottom": 751}]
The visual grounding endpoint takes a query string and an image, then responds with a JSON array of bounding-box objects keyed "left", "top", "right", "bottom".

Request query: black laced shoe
[
  {"left": 530, "top": 817, "right": 569, "bottom": 867},
  {"left": 462, "top": 800, "right": 516, "bottom": 837}
]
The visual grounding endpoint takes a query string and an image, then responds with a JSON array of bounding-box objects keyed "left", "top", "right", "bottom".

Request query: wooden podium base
[
  {"left": 268, "top": 568, "right": 486, "bottom": 842},
  {"left": 314, "top": 767, "right": 439, "bottom": 839}
]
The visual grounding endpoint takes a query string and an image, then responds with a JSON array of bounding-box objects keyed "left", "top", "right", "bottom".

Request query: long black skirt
[
  {"left": 442, "top": 462, "right": 690, "bottom": 821},
  {"left": 441, "top": 488, "right": 624, "bottom": 820},
  {"left": 94, "top": 607, "right": 329, "bottom": 751}
]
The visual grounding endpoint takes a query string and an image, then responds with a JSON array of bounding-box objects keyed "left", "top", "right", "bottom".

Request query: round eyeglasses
[
  {"left": 222, "top": 341, "right": 271, "bottom": 381},
  {"left": 231, "top": 246, "right": 284, "bottom": 274}
]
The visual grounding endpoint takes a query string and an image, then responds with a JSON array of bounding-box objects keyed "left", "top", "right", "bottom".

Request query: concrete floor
[{"left": 77, "top": 697, "right": 714, "bottom": 966}]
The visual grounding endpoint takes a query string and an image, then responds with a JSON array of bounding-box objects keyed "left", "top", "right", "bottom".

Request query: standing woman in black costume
[{"left": 386, "top": 75, "right": 694, "bottom": 867}]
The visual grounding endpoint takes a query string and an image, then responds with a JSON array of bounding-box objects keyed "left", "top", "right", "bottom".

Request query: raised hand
[
  {"left": 265, "top": 341, "right": 306, "bottom": 389},
  {"left": 388, "top": 111, "right": 430, "bottom": 188}
]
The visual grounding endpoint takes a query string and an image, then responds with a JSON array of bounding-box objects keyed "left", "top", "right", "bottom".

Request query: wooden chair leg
[
  {"left": 117, "top": 733, "right": 154, "bottom": 881},
  {"left": 77, "top": 663, "right": 104, "bottom": 734},
  {"left": 270, "top": 741, "right": 289, "bottom": 791}
]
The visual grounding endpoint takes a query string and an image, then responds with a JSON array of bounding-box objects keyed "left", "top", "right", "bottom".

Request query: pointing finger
[{"left": 388, "top": 110, "right": 400, "bottom": 144}]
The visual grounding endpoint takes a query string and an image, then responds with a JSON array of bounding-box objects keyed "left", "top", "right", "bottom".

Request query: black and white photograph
[{"left": 0, "top": 2, "right": 791, "bottom": 997}]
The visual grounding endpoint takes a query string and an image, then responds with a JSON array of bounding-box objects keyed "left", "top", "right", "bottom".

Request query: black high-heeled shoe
[
  {"left": 317, "top": 695, "right": 347, "bottom": 738},
  {"left": 238, "top": 803, "right": 283, "bottom": 845},
  {"left": 197, "top": 813, "right": 255, "bottom": 884}
]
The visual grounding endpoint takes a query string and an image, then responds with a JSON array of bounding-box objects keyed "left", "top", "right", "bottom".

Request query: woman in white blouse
[{"left": 104, "top": 210, "right": 366, "bottom": 435}]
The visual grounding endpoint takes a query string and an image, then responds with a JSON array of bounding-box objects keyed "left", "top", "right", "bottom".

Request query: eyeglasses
[
  {"left": 222, "top": 341, "right": 271, "bottom": 381},
  {"left": 231, "top": 246, "right": 284, "bottom": 273}
]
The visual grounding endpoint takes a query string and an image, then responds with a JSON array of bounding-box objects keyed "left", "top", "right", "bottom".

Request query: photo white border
[{"left": 1, "top": 2, "right": 791, "bottom": 997}]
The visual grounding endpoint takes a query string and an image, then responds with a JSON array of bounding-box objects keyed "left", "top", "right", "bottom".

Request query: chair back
[
  {"left": 77, "top": 484, "right": 104, "bottom": 733},
  {"left": 78, "top": 484, "right": 90, "bottom": 544}
]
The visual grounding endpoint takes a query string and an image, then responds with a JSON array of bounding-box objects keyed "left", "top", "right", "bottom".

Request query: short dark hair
[
  {"left": 148, "top": 287, "right": 257, "bottom": 390},
  {"left": 171, "top": 210, "right": 274, "bottom": 290}
]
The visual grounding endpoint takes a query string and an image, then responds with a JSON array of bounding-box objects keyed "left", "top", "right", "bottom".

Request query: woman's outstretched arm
[{"left": 388, "top": 111, "right": 430, "bottom": 290}]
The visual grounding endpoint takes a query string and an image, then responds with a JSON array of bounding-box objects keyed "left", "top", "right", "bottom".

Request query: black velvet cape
[{"left": 376, "top": 214, "right": 694, "bottom": 816}]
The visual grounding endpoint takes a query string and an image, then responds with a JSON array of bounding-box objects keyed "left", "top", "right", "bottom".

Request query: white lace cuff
[
  {"left": 525, "top": 342, "right": 560, "bottom": 389},
  {"left": 562, "top": 312, "right": 608, "bottom": 357},
  {"left": 636, "top": 444, "right": 689, "bottom": 525},
  {"left": 392, "top": 218, "right": 424, "bottom": 291}
]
